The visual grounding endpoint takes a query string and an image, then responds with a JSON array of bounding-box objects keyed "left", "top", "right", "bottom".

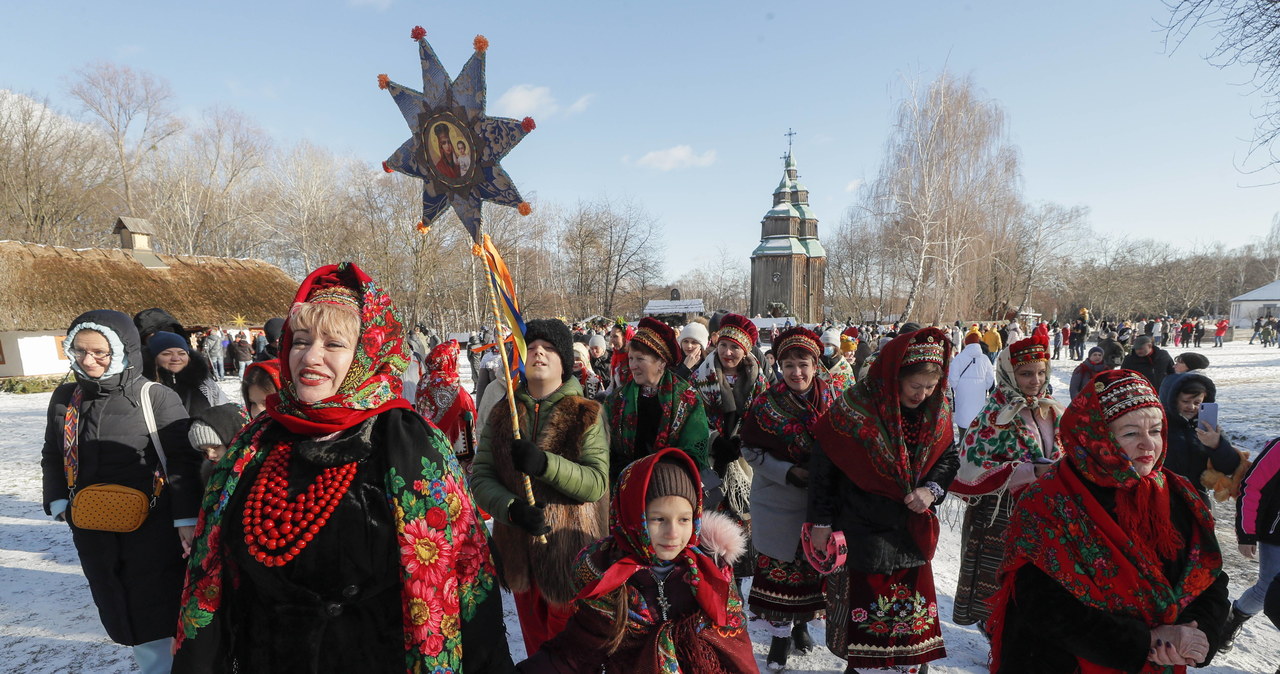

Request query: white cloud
[
  {"left": 567, "top": 94, "right": 595, "bottom": 114},
  {"left": 844, "top": 178, "right": 864, "bottom": 193},
  {"left": 494, "top": 85, "right": 594, "bottom": 118},
  {"left": 635, "top": 145, "right": 717, "bottom": 171}
]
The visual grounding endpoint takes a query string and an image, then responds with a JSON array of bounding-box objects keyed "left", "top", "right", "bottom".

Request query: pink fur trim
[{"left": 699, "top": 511, "right": 746, "bottom": 566}]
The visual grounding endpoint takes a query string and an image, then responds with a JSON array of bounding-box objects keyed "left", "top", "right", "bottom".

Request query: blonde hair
[{"left": 288, "top": 302, "right": 359, "bottom": 344}]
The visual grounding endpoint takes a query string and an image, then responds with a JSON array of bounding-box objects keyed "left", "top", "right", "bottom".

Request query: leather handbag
[{"left": 67, "top": 382, "right": 170, "bottom": 533}]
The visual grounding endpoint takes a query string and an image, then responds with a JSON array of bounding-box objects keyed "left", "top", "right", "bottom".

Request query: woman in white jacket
[{"left": 949, "top": 335, "right": 996, "bottom": 441}]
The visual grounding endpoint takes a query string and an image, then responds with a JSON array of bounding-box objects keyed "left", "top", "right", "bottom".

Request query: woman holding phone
[{"left": 1159, "top": 371, "right": 1242, "bottom": 502}]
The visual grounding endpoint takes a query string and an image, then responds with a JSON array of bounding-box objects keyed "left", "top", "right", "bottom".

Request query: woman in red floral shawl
[
  {"left": 518, "top": 447, "right": 755, "bottom": 673},
  {"left": 988, "top": 369, "right": 1229, "bottom": 673},
  {"left": 415, "top": 339, "right": 477, "bottom": 462},
  {"left": 806, "top": 327, "right": 959, "bottom": 673},
  {"left": 173, "top": 262, "right": 513, "bottom": 674}
]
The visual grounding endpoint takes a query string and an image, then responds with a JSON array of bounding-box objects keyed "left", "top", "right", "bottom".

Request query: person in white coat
[{"left": 950, "top": 336, "right": 996, "bottom": 441}]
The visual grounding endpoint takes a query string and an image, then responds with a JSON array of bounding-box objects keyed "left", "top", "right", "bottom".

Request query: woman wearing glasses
[{"left": 40, "top": 310, "right": 204, "bottom": 674}]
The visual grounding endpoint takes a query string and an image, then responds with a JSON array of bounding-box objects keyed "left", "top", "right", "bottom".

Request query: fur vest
[{"left": 488, "top": 394, "right": 610, "bottom": 605}]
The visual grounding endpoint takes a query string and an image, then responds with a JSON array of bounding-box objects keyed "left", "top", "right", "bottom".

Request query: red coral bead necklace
[{"left": 241, "top": 443, "right": 358, "bottom": 567}]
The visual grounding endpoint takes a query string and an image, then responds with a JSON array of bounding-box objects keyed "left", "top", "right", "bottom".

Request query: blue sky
[{"left": 2, "top": 1, "right": 1276, "bottom": 277}]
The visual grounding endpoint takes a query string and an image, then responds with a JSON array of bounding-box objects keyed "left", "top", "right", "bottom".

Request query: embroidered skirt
[
  {"left": 952, "top": 494, "right": 1013, "bottom": 626},
  {"left": 747, "top": 549, "right": 824, "bottom": 623},
  {"left": 825, "top": 562, "right": 945, "bottom": 668}
]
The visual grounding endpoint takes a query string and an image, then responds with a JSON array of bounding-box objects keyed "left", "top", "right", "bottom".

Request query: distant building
[
  {"left": 1230, "top": 279, "right": 1280, "bottom": 330},
  {"left": 749, "top": 152, "right": 826, "bottom": 323},
  {"left": 0, "top": 217, "right": 298, "bottom": 377}
]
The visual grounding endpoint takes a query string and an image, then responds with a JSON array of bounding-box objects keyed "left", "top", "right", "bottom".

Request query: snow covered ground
[{"left": 1, "top": 343, "right": 1277, "bottom": 672}]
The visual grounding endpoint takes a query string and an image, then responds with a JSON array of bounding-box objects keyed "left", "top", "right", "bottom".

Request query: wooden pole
[{"left": 480, "top": 256, "right": 546, "bottom": 545}]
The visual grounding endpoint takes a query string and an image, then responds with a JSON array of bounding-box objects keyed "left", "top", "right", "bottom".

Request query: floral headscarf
[
  {"left": 575, "top": 447, "right": 732, "bottom": 626},
  {"left": 989, "top": 369, "right": 1221, "bottom": 673},
  {"left": 268, "top": 262, "right": 412, "bottom": 435},
  {"left": 993, "top": 328, "right": 1063, "bottom": 426},
  {"left": 414, "top": 340, "right": 475, "bottom": 445}
]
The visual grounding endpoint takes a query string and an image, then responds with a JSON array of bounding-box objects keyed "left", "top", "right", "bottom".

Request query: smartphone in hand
[{"left": 1198, "top": 402, "right": 1219, "bottom": 430}]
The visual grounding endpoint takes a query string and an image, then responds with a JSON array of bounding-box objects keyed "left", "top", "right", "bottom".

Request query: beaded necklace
[{"left": 241, "top": 443, "right": 358, "bottom": 567}]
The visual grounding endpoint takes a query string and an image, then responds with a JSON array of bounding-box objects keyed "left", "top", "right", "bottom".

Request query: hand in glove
[
  {"left": 511, "top": 439, "right": 548, "bottom": 477},
  {"left": 712, "top": 434, "right": 741, "bottom": 466},
  {"left": 508, "top": 499, "right": 551, "bottom": 536}
]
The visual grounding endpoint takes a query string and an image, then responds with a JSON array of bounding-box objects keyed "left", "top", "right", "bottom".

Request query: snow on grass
[{"left": 1, "top": 347, "right": 1276, "bottom": 672}]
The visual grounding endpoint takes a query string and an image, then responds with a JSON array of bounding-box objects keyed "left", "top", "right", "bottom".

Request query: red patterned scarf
[
  {"left": 739, "top": 378, "right": 834, "bottom": 465},
  {"left": 575, "top": 447, "right": 732, "bottom": 626},
  {"left": 988, "top": 369, "right": 1222, "bottom": 674},
  {"left": 812, "top": 327, "right": 954, "bottom": 556},
  {"left": 415, "top": 340, "right": 474, "bottom": 444},
  {"left": 267, "top": 263, "right": 412, "bottom": 436}
]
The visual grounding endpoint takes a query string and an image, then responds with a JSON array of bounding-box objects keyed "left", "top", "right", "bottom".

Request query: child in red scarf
[{"left": 518, "top": 448, "right": 755, "bottom": 673}]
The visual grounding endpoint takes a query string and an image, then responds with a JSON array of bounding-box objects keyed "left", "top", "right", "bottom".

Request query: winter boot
[
  {"left": 1220, "top": 603, "right": 1253, "bottom": 653},
  {"left": 767, "top": 636, "right": 791, "bottom": 671},
  {"left": 791, "top": 621, "right": 816, "bottom": 654}
]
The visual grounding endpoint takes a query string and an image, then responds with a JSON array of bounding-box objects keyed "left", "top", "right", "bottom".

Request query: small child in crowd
[
  {"left": 239, "top": 360, "right": 281, "bottom": 419},
  {"left": 187, "top": 402, "right": 248, "bottom": 484},
  {"left": 518, "top": 447, "right": 756, "bottom": 673}
]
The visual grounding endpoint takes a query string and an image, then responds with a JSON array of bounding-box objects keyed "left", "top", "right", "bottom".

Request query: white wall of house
[
  {"left": 0, "top": 331, "right": 71, "bottom": 377},
  {"left": 1230, "top": 300, "right": 1280, "bottom": 330}
]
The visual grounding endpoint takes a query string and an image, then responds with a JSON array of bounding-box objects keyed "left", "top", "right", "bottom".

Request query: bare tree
[
  {"left": 0, "top": 91, "right": 115, "bottom": 246},
  {"left": 1166, "top": 1, "right": 1280, "bottom": 167}
]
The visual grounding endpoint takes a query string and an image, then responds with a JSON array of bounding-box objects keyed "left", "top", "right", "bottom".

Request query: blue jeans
[
  {"left": 237, "top": 360, "right": 250, "bottom": 379},
  {"left": 1237, "top": 541, "right": 1280, "bottom": 615},
  {"left": 1215, "top": 335, "right": 1224, "bottom": 347},
  {"left": 209, "top": 356, "right": 225, "bottom": 380}
]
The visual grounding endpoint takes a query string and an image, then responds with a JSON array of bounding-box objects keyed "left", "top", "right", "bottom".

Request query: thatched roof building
[{"left": 0, "top": 239, "right": 298, "bottom": 332}]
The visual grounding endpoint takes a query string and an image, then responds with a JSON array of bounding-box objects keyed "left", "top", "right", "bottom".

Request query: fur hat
[
  {"left": 715, "top": 314, "right": 758, "bottom": 353},
  {"left": 678, "top": 322, "right": 709, "bottom": 351},
  {"left": 523, "top": 318, "right": 575, "bottom": 382},
  {"left": 774, "top": 327, "right": 822, "bottom": 361},
  {"left": 647, "top": 459, "right": 699, "bottom": 507},
  {"left": 631, "top": 317, "right": 680, "bottom": 366}
]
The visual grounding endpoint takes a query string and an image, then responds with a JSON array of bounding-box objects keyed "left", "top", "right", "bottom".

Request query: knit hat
[
  {"left": 523, "top": 318, "right": 575, "bottom": 382},
  {"left": 646, "top": 459, "right": 699, "bottom": 507},
  {"left": 820, "top": 328, "right": 841, "bottom": 349},
  {"left": 588, "top": 334, "right": 607, "bottom": 349},
  {"left": 715, "top": 313, "right": 757, "bottom": 353},
  {"left": 1178, "top": 352, "right": 1209, "bottom": 371},
  {"left": 840, "top": 335, "right": 857, "bottom": 353},
  {"left": 843, "top": 326, "right": 860, "bottom": 340},
  {"left": 1088, "top": 346, "right": 1104, "bottom": 357},
  {"left": 631, "top": 317, "right": 680, "bottom": 366},
  {"left": 147, "top": 330, "right": 191, "bottom": 356},
  {"left": 187, "top": 403, "right": 247, "bottom": 448},
  {"left": 1134, "top": 335, "right": 1154, "bottom": 348},
  {"left": 774, "top": 326, "right": 822, "bottom": 361},
  {"left": 1095, "top": 370, "right": 1162, "bottom": 424},
  {"left": 898, "top": 322, "right": 923, "bottom": 336},
  {"left": 678, "top": 322, "right": 709, "bottom": 351},
  {"left": 963, "top": 332, "right": 982, "bottom": 346},
  {"left": 1008, "top": 326, "right": 1050, "bottom": 367}
]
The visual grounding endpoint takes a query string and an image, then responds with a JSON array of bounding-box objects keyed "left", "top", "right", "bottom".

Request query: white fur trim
[
  {"left": 698, "top": 510, "right": 746, "bottom": 566},
  {"left": 66, "top": 321, "right": 128, "bottom": 378}
]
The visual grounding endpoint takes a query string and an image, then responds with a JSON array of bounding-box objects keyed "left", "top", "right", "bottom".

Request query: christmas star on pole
[{"left": 378, "top": 28, "right": 534, "bottom": 242}]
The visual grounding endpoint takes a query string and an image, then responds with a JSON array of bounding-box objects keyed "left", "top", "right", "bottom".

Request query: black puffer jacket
[
  {"left": 1121, "top": 345, "right": 1176, "bottom": 391},
  {"left": 39, "top": 310, "right": 203, "bottom": 645},
  {"left": 1158, "top": 372, "right": 1241, "bottom": 492}
]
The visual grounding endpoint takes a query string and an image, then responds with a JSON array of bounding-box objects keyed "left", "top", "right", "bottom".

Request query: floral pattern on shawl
[
  {"left": 177, "top": 404, "right": 501, "bottom": 672},
  {"left": 821, "top": 356, "right": 855, "bottom": 393},
  {"left": 415, "top": 340, "right": 475, "bottom": 447},
  {"left": 953, "top": 383, "right": 1062, "bottom": 497},
  {"left": 740, "top": 378, "right": 836, "bottom": 465},
  {"left": 689, "top": 354, "right": 767, "bottom": 437},
  {"left": 606, "top": 369, "right": 709, "bottom": 470}
]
